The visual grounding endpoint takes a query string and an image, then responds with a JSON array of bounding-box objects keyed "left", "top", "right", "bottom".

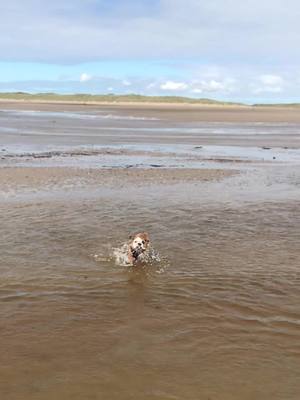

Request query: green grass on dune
[
  {"left": 0, "top": 92, "right": 244, "bottom": 105},
  {"left": 253, "top": 103, "right": 300, "bottom": 107},
  {"left": 1, "top": 92, "right": 298, "bottom": 106}
]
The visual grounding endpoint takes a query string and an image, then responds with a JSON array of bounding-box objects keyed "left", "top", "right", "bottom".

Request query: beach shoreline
[
  {"left": 1, "top": 100, "right": 300, "bottom": 123},
  {"left": 1, "top": 100, "right": 299, "bottom": 198},
  {"left": 1, "top": 101, "right": 300, "bottom": 400}
]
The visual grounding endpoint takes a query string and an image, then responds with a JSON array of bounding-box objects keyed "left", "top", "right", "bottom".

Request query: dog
[
  {"left": 127, "top": 232, "right": 150, "bottom": 264},
  {"left": 112, "top": 232, "right": 157, "bottom": 266}
]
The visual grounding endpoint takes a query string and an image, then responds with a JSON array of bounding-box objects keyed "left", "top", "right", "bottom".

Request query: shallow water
[
  {"left": 1, "top": 106, "right": 300, "bottom": 172},
  {"left": 1, "top": 107, "right": 300, "bottom": 152},
  {"left": 1, "top": 167, "right": 300, "bottom": 400},
  {"left": 1, "top": 106, "right": 300, "bottom": 399}
]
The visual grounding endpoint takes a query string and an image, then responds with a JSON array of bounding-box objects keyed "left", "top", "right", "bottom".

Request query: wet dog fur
[{"left": 128, "top": 232, "right": 150, "bottom": 264}]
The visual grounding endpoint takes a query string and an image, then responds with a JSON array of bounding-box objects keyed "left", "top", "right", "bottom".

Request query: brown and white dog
[{"left": 128, "top": 232, "right": 150, "bottom": 264}]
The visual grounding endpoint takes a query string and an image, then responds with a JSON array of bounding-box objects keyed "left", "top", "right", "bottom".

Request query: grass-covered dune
[
  {"left": 0, "top": 92, "right": 243, "bottom": 106},
  {"left": 253, "top": 102, "right": 300, "bottom": 107}
]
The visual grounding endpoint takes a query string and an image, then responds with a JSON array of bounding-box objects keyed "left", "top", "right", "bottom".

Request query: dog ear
[
  {"left": 141, "top": 232, "right": 150, "bottom": 242},
  {"left": 128, "top": 234, "right": 134, "bottom": 240}
]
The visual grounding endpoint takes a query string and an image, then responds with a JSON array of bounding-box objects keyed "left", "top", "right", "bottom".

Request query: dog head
[{"left": 129, "top": 232, "right": 150, "bottom": 259}]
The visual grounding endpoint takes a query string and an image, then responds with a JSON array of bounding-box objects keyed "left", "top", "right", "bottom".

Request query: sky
[{"left": 0, "top": 0, "right": 300, "bottom": 103}]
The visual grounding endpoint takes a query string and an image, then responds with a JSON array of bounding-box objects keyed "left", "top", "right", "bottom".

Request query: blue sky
[{"left": 0, "top": 0, "right": 300, "bottom": 103}]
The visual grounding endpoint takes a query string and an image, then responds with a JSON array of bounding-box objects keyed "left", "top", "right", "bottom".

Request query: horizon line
[{"left": 1, "top": 91, "right": 300, "bottom": 107}]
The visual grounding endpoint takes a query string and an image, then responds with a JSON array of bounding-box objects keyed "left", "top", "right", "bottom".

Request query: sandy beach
[
  {"left": 1, "top": 102, "right": 300, "bottom": 400},
  {"left": 2, "top": 99, "right": 300, "bottom": 123},
  {"left": 0, "top": 166, "right": 234, "bottom": 195},
  {"left": 3, "top": 0, "right": 300, "bottom": 396}
]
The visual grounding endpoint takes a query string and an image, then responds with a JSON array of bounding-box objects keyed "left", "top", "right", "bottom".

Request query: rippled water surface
[
  {"left": 1, "top": 106, "right": 300, "bottom": 399},
  {"left": 1, "top": 176, "right": 300, "bottom": 400}
]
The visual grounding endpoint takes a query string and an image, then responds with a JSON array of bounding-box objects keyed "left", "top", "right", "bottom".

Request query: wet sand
[
  {"left": 1, "top": 102, "right": 300, "bottom": 153},
  {"left": 0, "top": 167, "right": 236, "bottom": 202},
  {"left": 1, "top": 103, "right": 300, "bottom": 400},
  {"left": 1, "top": 99, "right": 300, "bottom": 123}
]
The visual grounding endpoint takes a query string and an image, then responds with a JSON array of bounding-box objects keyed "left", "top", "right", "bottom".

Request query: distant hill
[
  {"left": 253, "top": 103, "right": 300, "bottom": 107},
  {"left": 0, "top": 92, "right": 244, "bottom": 106}
]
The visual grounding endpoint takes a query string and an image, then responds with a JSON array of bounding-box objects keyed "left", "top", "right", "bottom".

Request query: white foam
[{"left": 112, "top": 243, "right": 160, "bottom": 267}]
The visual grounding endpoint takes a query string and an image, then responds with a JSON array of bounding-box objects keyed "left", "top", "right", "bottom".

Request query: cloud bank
[
  {"left": 0, "top": 0, "right": 300, "bottom": 63},
  {"left": 0, "top": 1, "right": 300, "bottom": 102}
]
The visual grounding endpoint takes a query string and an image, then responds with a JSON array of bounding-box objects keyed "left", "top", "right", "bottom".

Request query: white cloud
[
  {"left": 192, "top": 88, "right": 203, "bottom": 94},
  {"left": 146, "top": 82, "right": 157, "bottom": 89},
  {"left": 160, "top": 80, "right": 188, "bottom": 91},
  {"left": 191, "top": 78, "right": 236, "bottom": 93},
  {"left": 1, "top": 0, "right": 300, "bottom": 64},
  {"left": 1, "top": 71, "right": 299, "bottom": 102},
  {"left": 0, "top": 0, "right": 298, "bottom": 102},
  {"left": 201, "top": 80, "right": 225, "bottom": 91},
  {"left": 258, "top": 74, "right": 283, "bottom": 86},
  {"left": 79, "top": 73, "right": 92, "bottom": 82},
  {"left": 251, "top": 74, "right": 284, "bottom": 94},
  {"left": 252, "top": 86, "right": 283, "bottom": 94}
]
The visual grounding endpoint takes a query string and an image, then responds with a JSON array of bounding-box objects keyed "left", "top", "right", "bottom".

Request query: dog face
[{"left": 129, "top": 232, "right": 150, "bottom": 257}]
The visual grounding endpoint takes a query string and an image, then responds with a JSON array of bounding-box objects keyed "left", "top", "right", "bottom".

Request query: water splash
[{"left": 112, "top": 243, "right": 161, "bottom": 267}]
